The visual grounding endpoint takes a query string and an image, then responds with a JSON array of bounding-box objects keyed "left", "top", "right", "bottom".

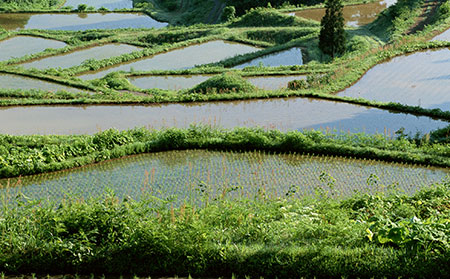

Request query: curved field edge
[
  {"left": 1, "top": 126, "right": 450, "bottom": 179},
  {"left": 0, "top": 181, "right": 449, "bottom": 277}
]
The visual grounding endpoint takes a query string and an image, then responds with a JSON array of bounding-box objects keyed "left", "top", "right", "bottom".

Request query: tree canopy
[{"left": 319, "top": 0, "right": 347, "bottom": 57}]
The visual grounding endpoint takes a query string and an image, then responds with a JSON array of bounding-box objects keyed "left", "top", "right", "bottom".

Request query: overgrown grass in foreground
[
  {"left": 0, "top": 181, "right": 449, "bottom": 277},
  {"left": 1, "top": 126, "right": 450, "bottom": 179}
]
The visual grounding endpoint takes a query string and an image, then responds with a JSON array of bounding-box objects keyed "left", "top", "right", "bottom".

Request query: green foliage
[
  {"left": 0, "top": 183, "right": 449, "bottom": 277},
  {"left": 221, "top": 6, "right": 236, "bottom": 22},
  {"left": 226, "top": 0, "right": 322, "bottom": 16},
  {"left": 245, "top": 28, "right": 319, "bottom": 44},
  {"left": 230, "top": 8, "right": 320, "bottom": 27},
  {"left": 98, "top": 72, "right": 134, "bottom": 90},
  {"left": 139, "top": 30, "right": 209, "bottom": 45},
  {"left": 77, "top": 3, "right": 88, "bottom": 11},
  {"left": 188, "top": 73, "right": 256, "bottom": 94},
  {"left": 0, "top": 0, "right": 63, "bottom": 10},
  {"left": 319, "top": 0, "right": 347, "bottom": 57}
]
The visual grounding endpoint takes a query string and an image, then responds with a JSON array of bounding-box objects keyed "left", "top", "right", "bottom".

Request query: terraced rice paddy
[
  {"left": 63, "top": 0, "right": 133, "bottom": 9},
  {"left": 0, "top": 74, "right": 87, "bottom": 93},
  {"left": 234, "top": 48, "right": 303, "bottom": 68},
  {"left": 128, "top": 74, "right": 307, "bottom": 90},
  {"left": 290, "top": 0, "right": 397, "bottom": 26},
  {"left": 0, "top": 98, "right": 447, "bottom": 135},
  {"left": 339, "top": 48, "right": 450, "bottom": 110},
  {"left": 0, "top": 13, "right": 168, "bottom": 30},
  {"left": 0, "top": 36, "right": 67, "bottom": 61},
  {"left": 20, "top": 43, "right": 142, "bottom": 70},
  {"left": 78, "top": 40, "right": 261, "bottom": 80},
  {"left": 1, "top": 150, "right": 448, "bottom": 203}
]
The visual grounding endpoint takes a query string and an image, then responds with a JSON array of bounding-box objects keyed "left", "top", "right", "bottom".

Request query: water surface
[
  {"left": 0, "top": 13, "right": 167, "bottom": 31},
  {"left": 78, "top": 40, "right": 261, "bottom": 80},
  {"left": 0, "top": 98, "right": 446, "bottom": 135},
  {"left": 234, "top": 48, "right": 303, "bottom": 68},
  {"left": 0, "top": 74, "right": 86, "bottom": 93},
  {"left": 432, "top": 28, "right": 450, "bottom": 41},
  {"left": 128, "top": 75, "right": 307, "bottom": 91},
  {"left": 1, "top": 150, "right": 447, "bottom": 203},
  {"left": 64, "top": 0, "right": 133, "bottom": 9},
  {"left": 21, "top": 44, "right": 142, "bottom": 69},
  {"left": 0, "top": 36, "right": 66, "bottom": 61},
  {"left": 340, "top": 49, "right": 450, "bottom": 110},
  {"left": 291, "top": 0, "right": 397, "bottom": 27}
]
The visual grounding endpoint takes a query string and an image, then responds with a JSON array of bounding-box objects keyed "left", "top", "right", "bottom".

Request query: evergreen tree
[{"left": 319, "top": 0, "right": 346, "bottom": 58}]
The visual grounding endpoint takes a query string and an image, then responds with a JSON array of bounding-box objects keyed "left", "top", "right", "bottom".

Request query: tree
[{"left": 319, "top": 0, "right": 347, "bottom": 58}]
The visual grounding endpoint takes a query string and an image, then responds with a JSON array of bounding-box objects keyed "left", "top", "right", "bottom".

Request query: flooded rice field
[
  {"left": 128, "top": 75, "right": 306, "bottom": 91},
  {"left": 63, "top": 0, "right": 133, "bottom": 9},
  {"left": 0, "top": 73, "right": 86, "bottom": 93},
  {"left": 291, "top": 0, "right": 397, "bottom": 27},
  {"left": 0, "top": 36, "right": 67, "bottom": 61},
  {"left": 20, "top": 43, "right": 142, "bottom": 69},
  {"left": 340, "top": 48, "right": 450, "bottom": 110},
  {"left": 0, "top": 98, "right": 447, "bottom": 135},
  {"left": 78, "top": 40, "right": 261, "bottom": 80},
  {"left": 432, "top": 28, "right": 450, "bottom": 41},
  {"left": 0, "top": 13, "right": 168, "bottom": 31},
  {"left": 233, "top": 48, "right": 303, "bottom": 68},
  {"left": 1, "top": 150, "right": 448, "bottom": 203}
]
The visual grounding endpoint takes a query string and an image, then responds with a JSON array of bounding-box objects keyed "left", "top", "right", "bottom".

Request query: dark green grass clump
[
  {"left": 0, "top": 182, "right": 449, "bottom": 277},
  {"left": 188, "top": 73, "right": 256, "bottom": 94}
]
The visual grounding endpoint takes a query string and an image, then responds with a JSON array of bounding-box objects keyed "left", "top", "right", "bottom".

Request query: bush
[
  {"left": 230, "top": 8, "right": 319, "bottom": 27},
  {"left": 188, "top": 73, "right": 256, "bottom": 94}
]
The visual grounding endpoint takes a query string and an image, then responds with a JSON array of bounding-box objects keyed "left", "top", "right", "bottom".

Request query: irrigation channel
[
  {"left": 289, "top": 0, "right": 397, "bottom": 26},
  {"left": 1, "top": 4, "right": 450, "bottom": 202},
  {"left": 1, "top": 150, "right": 449, "bottom": 204}
]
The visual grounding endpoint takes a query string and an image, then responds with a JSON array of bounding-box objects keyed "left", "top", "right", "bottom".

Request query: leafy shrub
[
  {"left": 230, "top": 8, "right": 319, "bottom": 27},
  {"left": 139, "top": 30, "right": 208, "bottom": 45},
  {"left": 188, "top": 73, "right": 256, "bottom": 94},
  {"left": 99, "top": 72, "right": 133, "bottom": 90}
]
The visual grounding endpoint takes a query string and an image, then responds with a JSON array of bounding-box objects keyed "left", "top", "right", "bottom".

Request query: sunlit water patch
[
  {"left": 290, "top": 0, "right": 397, "bottom": 27},
  {"left": 0, "top": 74, "right": 86, "bottom": 93},
  {"left": 20, "top": 44, "right": 142, "bottom": 70},
  {"left": 0, "top": 13, "right": 167, "bottom": 31},
  {"left": 78, "top": 40, "right": 261, "bottom": 80},
  {"left": 431, "top": 28, "right": 450, "bottom": 41},
  {"left": 128, "top": 75, "right": 306, "bottom": 91},
  {"left": 340, "top": 49, "right": 450, "bottom": 110},
  {"left": 0, "top": 98, "right": 447, "bottom": 135},
  {"left": 234, "top": 48, "right": 303, "bottom": 68},
  {"left": 1, "top": 150, "right": 448, "bottom": 203},
  {"left": 64, "top": 0, "right": 133, "bottom": 9},
  {"left": 0, "top": 36, "right": 66, "bottom": 61}
]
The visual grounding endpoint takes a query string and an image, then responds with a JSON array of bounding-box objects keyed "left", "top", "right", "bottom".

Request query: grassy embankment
[{"left": 0, "top": 179, "right": 449, "bottom": 278}]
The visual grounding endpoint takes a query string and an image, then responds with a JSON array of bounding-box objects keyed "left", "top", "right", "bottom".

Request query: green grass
[{"left": 0, "top": 181, "right": 449, "bottom": 277}]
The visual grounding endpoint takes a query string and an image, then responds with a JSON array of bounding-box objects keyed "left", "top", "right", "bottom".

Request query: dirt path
[
  {"left": 207, "top": 0, "right": 225, "bottom": 24},
  {"left": 408, "top": 0, "right": 441, "bottom": 34}
]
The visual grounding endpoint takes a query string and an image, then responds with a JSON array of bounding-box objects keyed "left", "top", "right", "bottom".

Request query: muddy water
[
  {"left": 0, "top": 98, "right": 447, "bottom": 135},
  {"left": 0, "top": 74, "right": 86, "bottom": 93},
  {"left": 21, "top": 44, "right": 142, "bottom": 70},
  {"left": 432, "top": 28, "right": 450, "bottom": 41},
  {"left": 0, "top": 36, "right": 67, "bottom": 61},
  {"left": 291, "top": 0, "right": 397, "bottom": 27},
  {"left": 340, "top": 48, "right": 450, "bottom": 110},
  {"left": 64, "top": 0, "right": 133, "bottom": 9},
  {"left": 0, "top": 13, "right": 167, "bottom": 31},
  {"left": 78, "top": 40, "right": 261, "bottom": 80},
  {"left": 128, "top": 75, "right": 306, "bottom": 91},
  {"left": 1, "top": 150, "right": 448, "bottom": 203},
  {"left": 234, "top": 48, "right": 303, "bottom": 68}
]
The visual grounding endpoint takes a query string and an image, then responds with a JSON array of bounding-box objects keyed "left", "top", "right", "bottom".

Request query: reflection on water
[
  {"left": 0, "top": 98, "right": 447, "bottom": 135},
  {"left": 64, "top": 0, "right": 133, "bottom": 9},
  {"left": 128, "top": 75, "right": 307, "bottom": 91},
  {"left": 292, "top": 0, "right": 397, "bottom": 26},
  {"left": 1, "top": 150, "right": 447, "bottom": 203},
  {"left": 0, "top": 36, "right": 67, "bottom": 61},
  {"left": 0, "top": 74, "right": 86, "bottom": 93},
  {"left": 78, "top": 40, "right": 261, "bottom": 80},
  {"left": 340, "top": 49, "right": 450, "bottom": 110},
  {"left": 432, "top": 28, "right": 450, "bottom": 41},
  {"left": 234, "top": 48, "right": 303, "bottom": 68},
  {"left": 21, "top": 44, "right": 142, "bottom": 69},
  {"left": 0, "top": 13, "right": 167, "bottom": 31}
]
